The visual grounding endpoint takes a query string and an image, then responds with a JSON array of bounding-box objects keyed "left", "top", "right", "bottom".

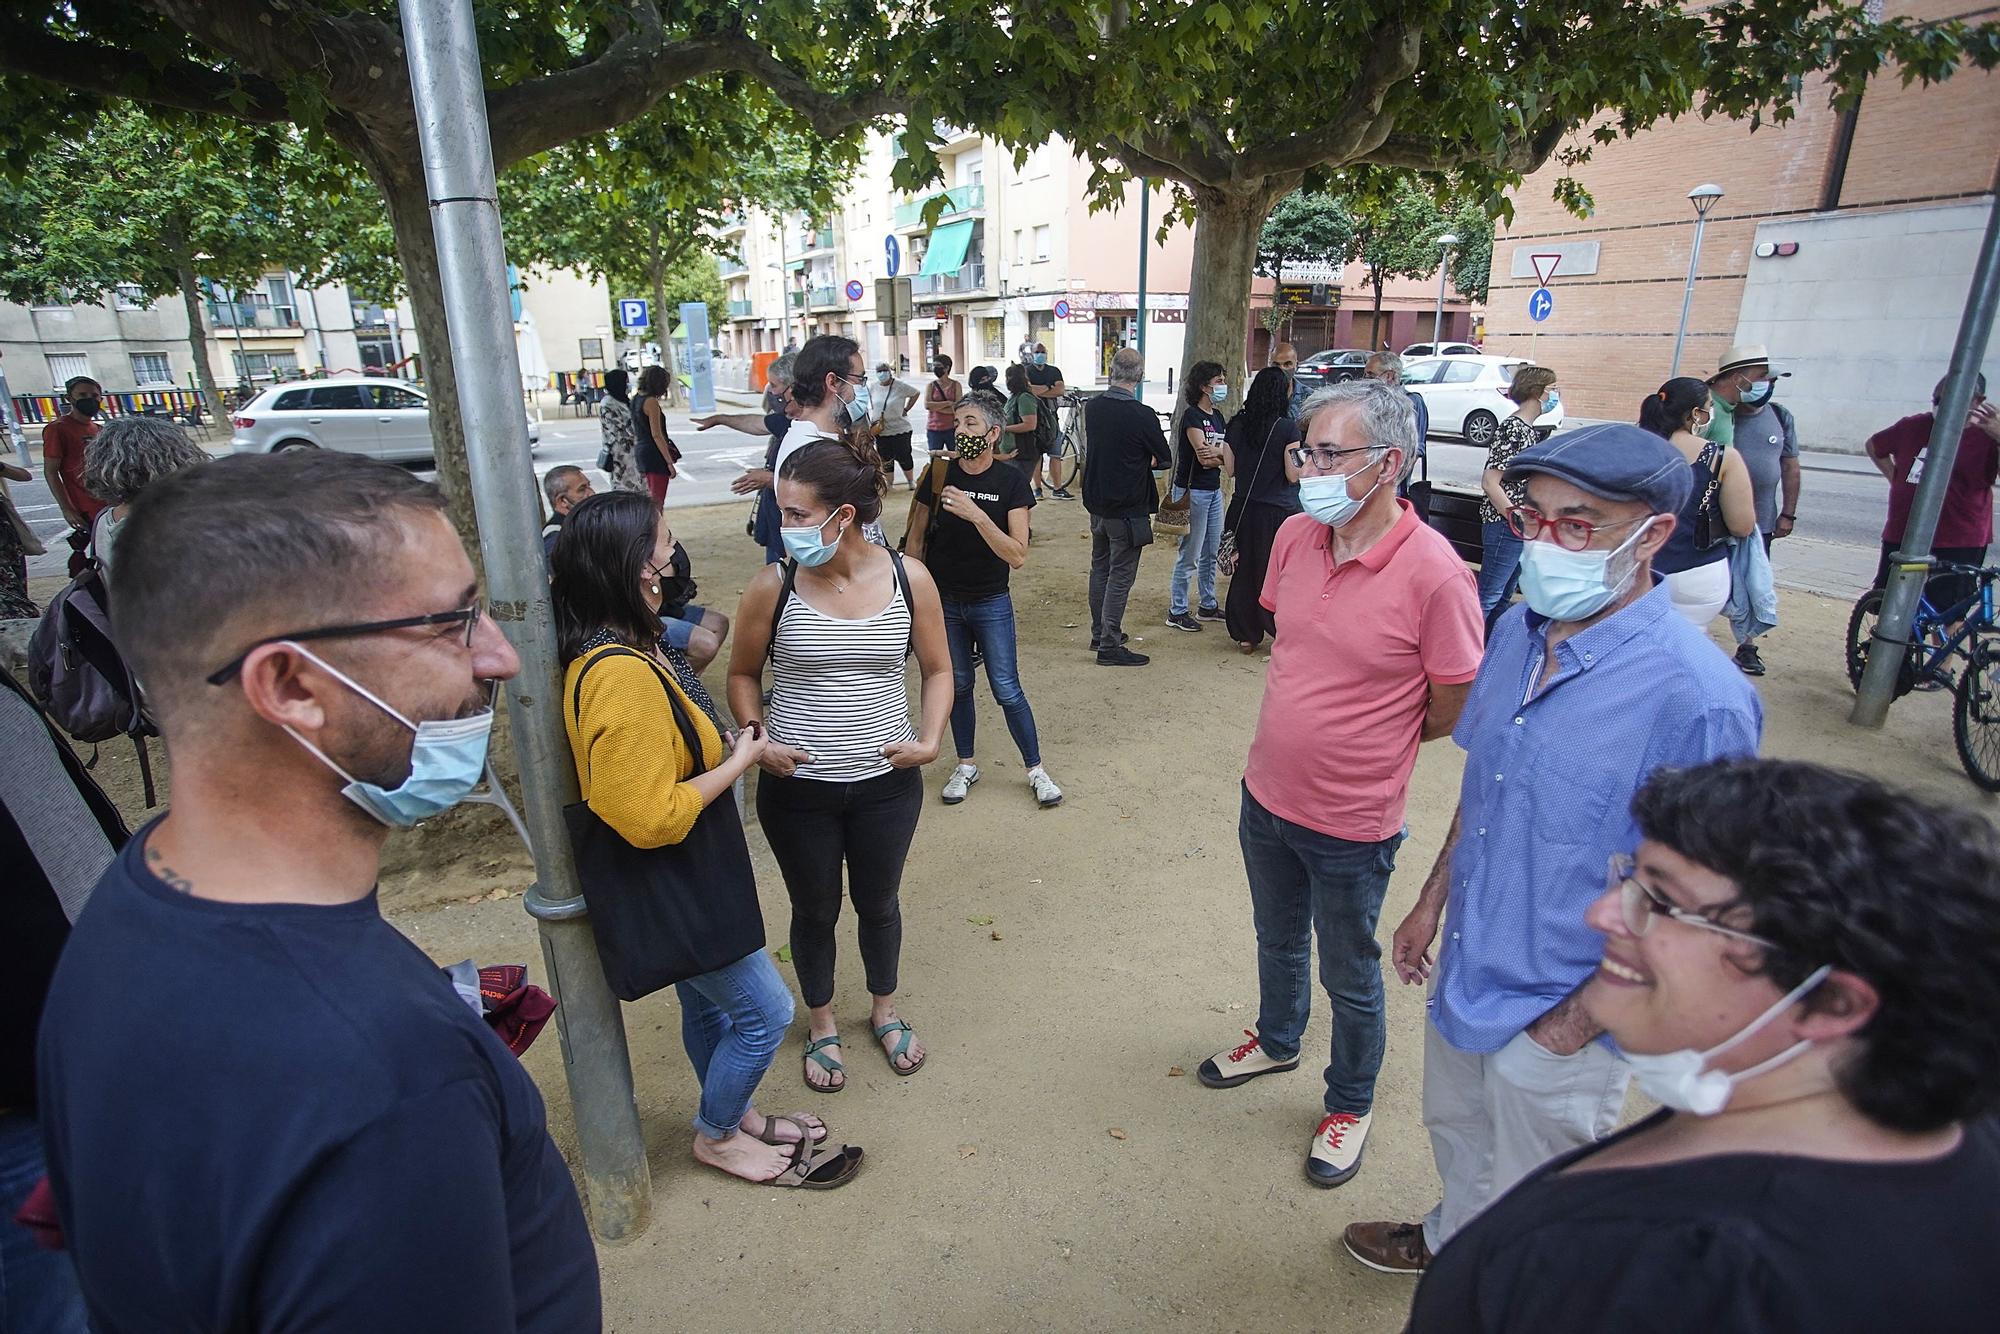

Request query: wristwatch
[{"left": 1780, "top": 512, "right": 1797, "bottom": 520}]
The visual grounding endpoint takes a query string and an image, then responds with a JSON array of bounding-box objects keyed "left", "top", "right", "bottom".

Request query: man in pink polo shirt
[{"left": 1195, "top": 377, "right": 1483, "bottom": 1189}]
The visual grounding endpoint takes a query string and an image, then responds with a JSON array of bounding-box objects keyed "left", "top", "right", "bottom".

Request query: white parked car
[
  {"left": 230, "top": 376, "right": 541, "bottom": 462},
  {"left": 1404, "top": 355, "right": 1564, "bottom": 449},
  {"left": 1402, "top": 341, "right": 1483, "bottom": 359}
]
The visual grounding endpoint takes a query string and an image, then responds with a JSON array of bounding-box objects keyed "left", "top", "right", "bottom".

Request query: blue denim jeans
[
  {"left": 1168, "top": 486, "right": 1225, "bottom": 615},
  {"left": 1239, "top": 783, "right": 1404, "bottom": 1116},
  {"left": 0, "top": 1111, "right": 89, "bottom": 1333},
  {"left": 675, "top": 949, "right": 797, "bottom": 1141},
  {"left": 942, "top": 592, "right": 1041, "bottom": 767},
  {"left": 1476, "top": 519, "right": 1524, "bottom": 620}
]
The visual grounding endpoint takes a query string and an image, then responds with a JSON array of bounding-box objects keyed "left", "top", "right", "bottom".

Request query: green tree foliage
[
  {"left": 0, "top": 1, "right": 893, "bottom": 532},
  {"left": 895, "top": 1, "right": 2000, "bottom": 389},
  {"left": 0, "top": 106, "right": 375, "bottom": 413},
  {"left": 1255, "top": 193, "right": 1356, "bottom": 280}
]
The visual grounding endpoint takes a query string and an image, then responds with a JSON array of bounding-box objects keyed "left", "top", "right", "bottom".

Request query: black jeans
[
  {"left": 1089, "top": 513, "right": 1150, "bottom": 646},
  {"left": 755, "top": 766, "right": 923, "bottom": 1009}
]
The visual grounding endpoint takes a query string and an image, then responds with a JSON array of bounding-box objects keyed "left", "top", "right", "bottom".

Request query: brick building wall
[{"left": 1484, "top": 0, "right": 2000, "bottom": 441}]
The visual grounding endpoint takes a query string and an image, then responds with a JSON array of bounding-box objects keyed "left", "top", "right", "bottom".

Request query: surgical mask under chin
[
  {"left": 781, "top": 511, "right": 847, "bottom": 567},
  {"left": 1739, "top": 380, "right": 1775, "bottom": 409},
  {"left": 1622, "top": 965, "right": 1833, "bottom": 1115},
  {"left": 279, "top": 644, "right": 499, "bottom": 829},
  {"left": 1517, "top": 518, "right": 1653, "bottom": 622},
  {"left": 1298, "top": 460, "right": 1384, "bottom": 528}
]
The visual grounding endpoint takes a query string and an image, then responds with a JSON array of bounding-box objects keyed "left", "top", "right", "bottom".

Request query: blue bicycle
[{"left": 1846, "top": 561, "right": 2000, "bottom": 790}]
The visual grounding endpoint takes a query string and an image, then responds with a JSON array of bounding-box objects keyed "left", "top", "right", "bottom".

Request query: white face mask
[{"left": 1621, "top": 964, "right": 1832, "bottom": 1115}]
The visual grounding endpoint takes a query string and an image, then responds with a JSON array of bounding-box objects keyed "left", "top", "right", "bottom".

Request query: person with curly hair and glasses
[{"left": 1406, "top": 757, "right": 2000, "bottom": 1332}]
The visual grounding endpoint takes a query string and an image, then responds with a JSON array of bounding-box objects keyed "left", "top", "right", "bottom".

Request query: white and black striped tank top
[{"left": 765, "top": 579, "right": 916, "bottom": 782}]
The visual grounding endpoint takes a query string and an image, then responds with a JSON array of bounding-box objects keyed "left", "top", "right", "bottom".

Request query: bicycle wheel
[
  {"left": 1046, "top": 434, "right": 1082, "bottom": 491},
  {"left": 1845, "top": 590, "right": 1882, "bottom": 692},
  {"left": 1954, "top": 642, "right": 2000, "bottom": 790}
]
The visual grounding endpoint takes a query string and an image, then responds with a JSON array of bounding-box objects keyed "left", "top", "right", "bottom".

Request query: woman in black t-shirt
[
  {"left": 1219, "top": 366, "right": 1301, "bottom": 652},
  {"left": 906, "top": 395, "right": 1062, "bottom": 810},
  {"left": 1165, "top": 360, "right": 1229, "bottom": 633},
  {"left": 1369, "top": 759, "right": 2000, "bottom": 1333}
]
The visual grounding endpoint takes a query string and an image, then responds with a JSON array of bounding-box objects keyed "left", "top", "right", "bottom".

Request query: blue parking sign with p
[{"left": 619, "top": 298, "right": 650, "bottom": 329}]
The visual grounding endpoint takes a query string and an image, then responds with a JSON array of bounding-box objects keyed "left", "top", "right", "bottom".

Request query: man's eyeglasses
[
  {"left": 1505, "top": 505, "right": 1645, "bottom": 553},
  {"left": 1288, "top": 444, "right": 1379, "bottom": 473},
  {"left": 1607, "top": 853, "right": 1772, "bottom": 948},
  {"left": 206, "top": 600, "right": 486, "bottom": 685}
]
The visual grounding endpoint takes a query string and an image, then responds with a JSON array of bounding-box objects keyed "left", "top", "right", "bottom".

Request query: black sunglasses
[{"left": 205, "top": 601, "right": 485, "bottom": 686}]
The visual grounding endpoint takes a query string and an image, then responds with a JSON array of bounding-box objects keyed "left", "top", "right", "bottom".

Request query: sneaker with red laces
[
  {"left": 1305, "top": 1110, "right": 1371, "bottom": 1187},
  {"left": 1195, "top": 1029, "right": 1300, "bottom": 1089},
  {"left": 1342, "top": 1220, "right": 1432, "bottom": 1275}
]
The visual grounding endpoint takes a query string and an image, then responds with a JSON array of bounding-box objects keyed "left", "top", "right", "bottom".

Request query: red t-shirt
[
  {"left": 1867, "top": 412, "right": 1998, "bottom": 549},
  {"left": 1245, "top": 503, "right": 1485, "bottom": 842},
  {"left": 42, "top": 414, "right": 105, "bottom": 521}
]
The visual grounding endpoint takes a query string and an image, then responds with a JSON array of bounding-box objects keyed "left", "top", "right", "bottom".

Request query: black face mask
[{"left": 72, "top": 396, "right": 100, "bottom": 417}]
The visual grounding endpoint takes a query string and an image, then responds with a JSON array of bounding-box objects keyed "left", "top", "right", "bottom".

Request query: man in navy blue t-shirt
[{"left": 36, "top": 450, "right": 600, "bottom": 1332}]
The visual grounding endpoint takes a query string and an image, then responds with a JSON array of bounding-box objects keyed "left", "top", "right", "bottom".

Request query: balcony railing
[
  {"left": 718, "top": 257, "right": 747, "bottom": 277},
  {"left": 807, "top": 285, "right": 841, "bottom": 309},
  {"left": 718, "top": 211, "right": 747, "bottom": 233},
  {"left": 728, "top": 299, "right": 755, "bottom": 318},
  {"left": 207, "top": 301, "right": 300, "bottom": 330},
  {"left": 894, "top": 184, "right": 985, "bottom": 228},
  {"left": 788, "top": 291, "right": 806, "bottom": 309},
  {"left": 797, "top": 226, "right": 835, "bottom": 254},
  {"left": 909, "top": 263, "right": 987, "bottom": 297}
]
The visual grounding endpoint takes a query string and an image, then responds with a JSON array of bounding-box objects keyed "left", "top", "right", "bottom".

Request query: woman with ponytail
[
  {"left": 727, "top": 434, "right": 953, "bottom": 1094},
  {"left": 1639, "top": 377, "right": 1758, "bottom": 626}
]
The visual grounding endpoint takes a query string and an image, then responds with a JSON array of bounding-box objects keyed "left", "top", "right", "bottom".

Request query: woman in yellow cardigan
[{"left": 552, "top": 490, "right": 861, "bottom": 1190}]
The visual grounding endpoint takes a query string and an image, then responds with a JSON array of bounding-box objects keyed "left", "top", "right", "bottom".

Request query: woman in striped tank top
[{"left": 729, "top": 435, "right": 953, "bottom": 1093}]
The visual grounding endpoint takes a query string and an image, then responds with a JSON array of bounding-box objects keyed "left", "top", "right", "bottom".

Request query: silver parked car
[{"left": 230, "top": 376, "right": 540, "bottom": 462}]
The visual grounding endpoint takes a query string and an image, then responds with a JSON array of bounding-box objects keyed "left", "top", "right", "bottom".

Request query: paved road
[{"left": 9, "top": 407, "right": 1983, "bottom": 602}]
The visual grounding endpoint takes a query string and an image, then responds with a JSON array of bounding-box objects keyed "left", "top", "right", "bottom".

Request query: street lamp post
[
  {"left": 1432, "top": 233, "right": 1459, "bottom": 348},
  {"left": 1670, "top": 184, "right": 1726, "bottom": 378}
]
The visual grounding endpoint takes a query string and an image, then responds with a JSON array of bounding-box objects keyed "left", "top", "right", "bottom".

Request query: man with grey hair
[
  {"left": 1366, "top": 351, "right": 1429, "bottom": 456},
  {"left": 539, "top": 464, "right": 594, "bottom": 560},
  {"left": 81, "top": 413, "right": 209, "bottom": 582},
  {"left": 1081, "top": 346, "right": 1171, "bottom": 665},
  {"left": 1196, "top": 377, "right": 1483, "bottom": 1192}
]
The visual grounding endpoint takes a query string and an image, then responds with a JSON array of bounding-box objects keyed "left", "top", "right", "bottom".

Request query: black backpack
[{"left": 27, "top": 556, "right": 159, "bottom": 805}]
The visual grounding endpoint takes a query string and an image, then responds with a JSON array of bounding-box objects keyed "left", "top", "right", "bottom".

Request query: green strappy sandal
[
  {"left": 803, "top": 1033, "right": 846, "bottom": 1092},
  {"left": 872, "top": 1018, "right": 926, "bottom": 1076}
]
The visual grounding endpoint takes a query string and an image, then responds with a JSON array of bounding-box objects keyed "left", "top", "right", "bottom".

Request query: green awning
[{"left": 920, "top": 220, "right": 975, "bottom": 276}]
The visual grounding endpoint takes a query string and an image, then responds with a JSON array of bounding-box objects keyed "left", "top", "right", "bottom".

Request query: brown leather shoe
[{"left": 1342, "top": 1220, "right": 1432, "bottom": 1275}]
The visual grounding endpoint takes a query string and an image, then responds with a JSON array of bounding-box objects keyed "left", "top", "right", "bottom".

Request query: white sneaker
[
  {"left": 1028, "top": 769, "right": 1063, "bottom": 808},
  {"left": 1195, "top": 1030, "right": 1300, "bottom": 1089},
  {"left": 1305, "top": 1111, "right": 1372, "bottom": 1188},
  {"left": 941, "top": 764, "right": 979, "bottom": 804}
]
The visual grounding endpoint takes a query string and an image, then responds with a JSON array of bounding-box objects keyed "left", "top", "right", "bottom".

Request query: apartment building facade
[
  {"left": 716, "top": 126, "right": 1479, "bottom": 388},
  {"left": 1482, "top": 0, "right": 2000, "bottom": 451}
]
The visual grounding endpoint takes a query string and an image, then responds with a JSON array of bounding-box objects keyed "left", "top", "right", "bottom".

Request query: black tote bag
[{"left": 562, "top": 647, "right": 765, "bottom": 1001}]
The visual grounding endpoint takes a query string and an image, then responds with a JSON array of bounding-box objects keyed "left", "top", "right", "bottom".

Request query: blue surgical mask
[
  {"left": 1298, "top": 460, "right": 1385, "bottom": 528},
  {"left": 847, "top": 382, "right": 872, "bottom": 423},
  {"left": 1210, "top": 383, "right": 1228, "bottom": 405},
  {"left": 1738, "top": 380, "right": 1774, "bottom": 409},
  {"left": 279, "top": 645, "right": 498, "bottom": 828},
  {"left": 1033, "top": 352, "right": 1047, "bottom": 366},
  {"left": 1516, "top": 518, "right": 1655, "bottom": 622},
  {"left": 781, "top": 510, "right": 848, "bottom": 567}
]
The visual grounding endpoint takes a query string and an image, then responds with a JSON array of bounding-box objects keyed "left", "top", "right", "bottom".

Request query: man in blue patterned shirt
[{"left": 1344, "top": 423, "right": 1763, "bottom": 1276}]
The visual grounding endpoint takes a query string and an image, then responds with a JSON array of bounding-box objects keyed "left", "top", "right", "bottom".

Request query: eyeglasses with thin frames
[
  {"left": 205, "top": 600, "right": 486, "bottom": 686},
  {"left": 1288, "top": 444, "right": 1381, "bottom": 474},
  {"left": 1606, "top": 853, "right": 1772, "bottom": 948}
]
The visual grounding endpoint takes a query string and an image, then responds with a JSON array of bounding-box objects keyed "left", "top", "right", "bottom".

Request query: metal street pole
[
  {"left": 1136, "top": 179, "right": 1150, "bottom": 358},
  {"left": 1432, "top": 233, "right": 1459, "bottom": 348},
  {"left": 1853, "top": 196, "right": 2000, "bottom": 727},
  {"left": 401, "top": 0, "right": 651, "bottom": 1241},
  {"left": 1670, "top": 184, "right": 1725, "bottom": 378}
]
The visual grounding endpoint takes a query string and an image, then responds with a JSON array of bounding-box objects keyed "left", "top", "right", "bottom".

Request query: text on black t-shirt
[{"left": 915, "top": 458, "right": 1036, "bottom": 599}]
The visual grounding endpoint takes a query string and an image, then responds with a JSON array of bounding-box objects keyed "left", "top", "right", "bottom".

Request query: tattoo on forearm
[{"left": 146, "top": 845, "right": 196, "bottom": 895}]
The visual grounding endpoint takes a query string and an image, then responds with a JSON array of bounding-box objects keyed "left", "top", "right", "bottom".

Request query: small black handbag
[{"left": 562, "top": 647, "right": 765, "bottom": 1001}]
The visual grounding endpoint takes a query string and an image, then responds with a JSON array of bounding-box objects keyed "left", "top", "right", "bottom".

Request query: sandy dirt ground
[{"left": 48, "top": 492, "right": 1988, "bottom": 1334}]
